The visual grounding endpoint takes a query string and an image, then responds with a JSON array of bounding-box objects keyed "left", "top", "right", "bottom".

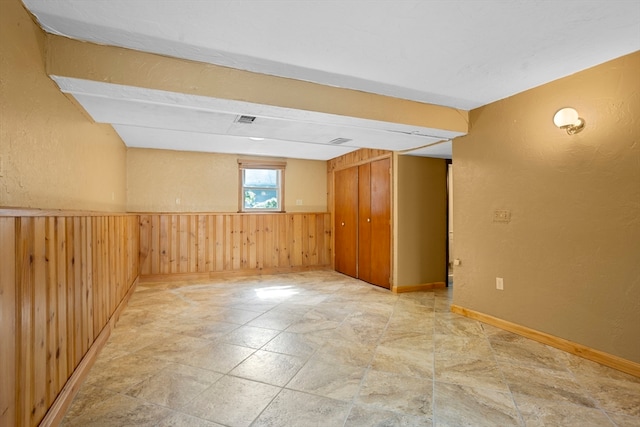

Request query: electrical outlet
[
  {"left": 296, "top": 199, "right": 303, "bottom": 205},
  {"left": 496, "top": 277, "right": 504, "bottom": 290}
]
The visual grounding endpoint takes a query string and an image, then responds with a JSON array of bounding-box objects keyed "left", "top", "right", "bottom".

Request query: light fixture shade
[
  {"left": 553, "top": 107, "right": 579, "bottom": 128},
  {"left": 553, "top": 107, "right": 585, "bottom": 134}
]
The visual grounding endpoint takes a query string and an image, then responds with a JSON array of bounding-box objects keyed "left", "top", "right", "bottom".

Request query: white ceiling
[{"left": 23, "top": 0, "right": 640, "bottom": 161}]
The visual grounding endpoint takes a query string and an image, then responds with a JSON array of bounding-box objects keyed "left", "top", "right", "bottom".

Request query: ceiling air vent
[
  {"left": 236, "top": 115, "right": 256, "bottom": 124},
  {"left": 328, "top": 138, "right": 352, "bottom": 145}
]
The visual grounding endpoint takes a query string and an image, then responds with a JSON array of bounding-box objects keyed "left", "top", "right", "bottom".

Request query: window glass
[{"left": 242, "top": 168, "right": 282, "bottom": 211}]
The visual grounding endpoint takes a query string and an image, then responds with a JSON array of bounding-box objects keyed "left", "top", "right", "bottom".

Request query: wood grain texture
[
  {"left": 0, "top": 218, "right": 17, "bottom": 427},
  {"left": 1, "top": 212, "right": 139, "bottom": 427},
  {"left": 138, "top": 213, "right": 332, "bottom": 277},
  {"left": 332, "top": 155, "right": 392, "bottom": 288},
  {"left": 450, "top": 304, "right": 640, "bottom": 378},
  {"left": 327, "top": 148, "right": 392, "bottom": 173}
]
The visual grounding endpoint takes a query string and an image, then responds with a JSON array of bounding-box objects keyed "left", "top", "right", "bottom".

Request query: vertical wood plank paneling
[
  {"left": 292, "top": 215, "right": 302, "bottom": 266},
  {"left": 241, "top": 215, "right": 250, "bottom": 269},
  {"left": 17, "top": 217, "right": 34, "bottom": 426},
  {"left": 32, "top": 217, "right": 47, "bottom": 424},
  {"left": 188, "top": 215, "right": 197, "bottom": 272},
  {"left": 136, "top": 213, "right": 332, "bottom": 277},
  {"left": 232, "top": 215, "right": 241, "bottom": 270},
  {"left": 170, "top": 215, "right": 178, "bottom": 273},
  {"left": 150, "top": 215, "right": 160, "bottom": 275},
  {"left": 278, "top": 215, "right": 289, "bottom": 267},
  {"left": 255, "top": 215, "right": 264, "bottom": 270},
  {"left": 207, "top": 215, "right": 215, "bottom": 271},
  {"left": 79, "top": 217, "right": 88, "bottom": 356},
  {"left": 262, "top": 215, "right": 280, "bottom": 268},
  {"left": 106, "top": 217, "right": 114, "bottom": 319},
  {"left": 248, "top": 215, "right": 256, "bottom": 269},
  {"left": 55, "top": 218, "right": 68, "bottom": 395},
  {"left": 139, "top": 215, "right": 151, "bottom": 275},
  {"left": 64, "top": 217, "right": 75, "bottom": 377},
  {"left": 86, "top": 218, "right": 94, "bottom": 349},
  {"left": 115, "top": 217, "right": 123, "bottom": 303},
  {"left": 179, "top": 215, "right": 188, "bottom": 273},
  {"left": 214, "top": 215, "right": 224, "bottom": 272},
  {"left": 73, "top": 217, "right": 83, "bottom": 370},
  {"left": 197, "top": 215, "right": 206, "bottom": 273},
  {"left": 44, "top": 218, "right": 58, "bottom": 410},
  {"left": 224, "top": 215, "right": 232, "bottom": 270},
  {"left": 0, "top": 218, "right": 16, "bottom": 427},
  {"left": 308, "top": 214, "right": 317, "bottom": 266},
  {"left": 4, "top": 211, "right": 141, "bottom": 427},
  {"left": 325, "top": 213, "right": 332, "bottom": 265},
  {"left": 98, "top": 217, "right": 108, "bottom": 328},
  {"left": 159, "top": 215, "right": 169, "bottom": 274},
  {"left": 91, "top": 218, "right": 100, "bottom": 338}
]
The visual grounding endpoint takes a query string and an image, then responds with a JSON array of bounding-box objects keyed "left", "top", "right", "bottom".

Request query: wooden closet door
[
  {"left": 369, "top": 158, "right": 391, "bottom": 288},
  {"left": 334, "top": 166, "right": 358, "bottom": 277},
  {"left": 358, "top": 162, "right": 372, "bottom": 283}
]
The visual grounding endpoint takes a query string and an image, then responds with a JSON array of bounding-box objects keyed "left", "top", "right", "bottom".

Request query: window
[{"left": 238, "top": 159, "right": 286, "bottom": 212}]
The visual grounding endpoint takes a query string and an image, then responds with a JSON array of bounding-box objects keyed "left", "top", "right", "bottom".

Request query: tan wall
[
  {"left": 452, "top": 52, "right": 640, "bottom": 362},
  {"left": 0, "top": 0, "right": 126, "bottom": 211},
  {"left": 394, "top": 155, "right": 447, "bottom": 287},
  {"left": 127, "top": 148, "right": 327, "bottom": 212}
]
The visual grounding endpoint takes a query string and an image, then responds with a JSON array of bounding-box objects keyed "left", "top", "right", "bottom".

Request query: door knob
[
  {"left": 341, "top": 222, "right": 345, "bottom": 226},
  {"left": 367, "top": 218, "right": 371, "bottom": 222}
]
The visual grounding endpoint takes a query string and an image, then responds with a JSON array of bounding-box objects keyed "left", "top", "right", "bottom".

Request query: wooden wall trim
[
  {"left": 0, "top": 208, "right": 136, "bottom": 217},
  {"left": 392, "top": 282, "right": 446, "bottom": 293},
  {"left": 451, "top": 304, "right": 640, "bottom": 378},
  {"left": 140, "top": 265, "right": 332, "bottom": 284},
  {"left": 131, "top": 211, "right": 330, "bottom": 216},
  {"left": 0, "top": 208, "right": 330, "bottom": 217},
  {"left": 38, "top": 277, "right": 139, "bottom": 427}
]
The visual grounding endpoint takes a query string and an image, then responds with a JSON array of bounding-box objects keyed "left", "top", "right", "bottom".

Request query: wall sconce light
[{"left": 553, "top": 107, "right": 585, "bottom": 135}]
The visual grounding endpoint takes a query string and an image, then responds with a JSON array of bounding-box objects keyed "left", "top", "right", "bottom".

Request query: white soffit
[
  {"left": 403, "top": 140, "right": 453, "bottom": 160},
  {"left": 53, "top": 76, "right": 462, "bottom": 160},
  {"left": 113, "top": 125, "right": 356, "bottom": 160}
]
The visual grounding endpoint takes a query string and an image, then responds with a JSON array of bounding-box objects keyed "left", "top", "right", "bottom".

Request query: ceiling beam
[{"left": 45, "top": 34, "right": 468, "bottom": 134}]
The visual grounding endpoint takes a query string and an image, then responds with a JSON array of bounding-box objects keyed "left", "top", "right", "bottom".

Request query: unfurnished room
[{"left": 1, "top": 0, "right": 639, "bottom": 426}]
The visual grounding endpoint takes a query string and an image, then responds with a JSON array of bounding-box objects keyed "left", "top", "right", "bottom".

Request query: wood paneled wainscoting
[
  {"left": 0, "top": 210, "right": 140, "bottom": 427},
  {"left": 138, "top": 213, "right": 332, "bottom": 280}
]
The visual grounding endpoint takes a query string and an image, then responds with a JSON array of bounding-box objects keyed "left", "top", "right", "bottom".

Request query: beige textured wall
[
  {"left": 394, "top": 155, "right": 447, "bottom": 287},
  {"left": 0, "top": 1, "right": 126, "bottom": 211},
  {"left": 452, "top": 52, "right": 640, "bottom": 362},
  {"left": 127, "top": 148, "right": 327, "bottom": 212}
]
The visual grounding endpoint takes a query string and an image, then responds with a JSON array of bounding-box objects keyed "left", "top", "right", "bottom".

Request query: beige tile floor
[{"left": 62, "top": 270, "right": 640, "bottom": 427}]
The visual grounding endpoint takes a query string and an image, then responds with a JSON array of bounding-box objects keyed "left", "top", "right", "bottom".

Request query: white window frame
[{"left": 238, "top": 159, "right": 286, "bottom": 212}]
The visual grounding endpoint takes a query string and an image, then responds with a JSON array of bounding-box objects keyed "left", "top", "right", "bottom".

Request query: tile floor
[{"left": 62, "top": 270, "right": 640, "bottom": 427}]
